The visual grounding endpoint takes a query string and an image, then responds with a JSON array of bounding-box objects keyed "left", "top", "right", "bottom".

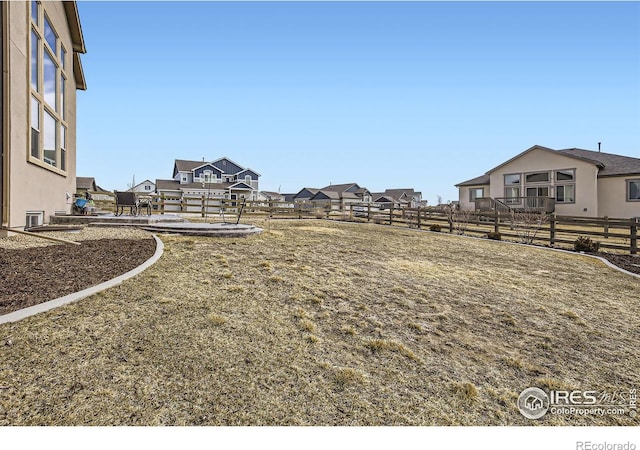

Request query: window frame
[
  {"left": 627, "top": 179, "right": 640, "bottom": 202},
  {"left": 524, "top": 171, "right": 551, "bottom": 184},
  {"left": 504, "top": 173, "right": 521, "bottom": 185},
  {"left": 504, "top": 186, "right": 520, "bottom": 204},
  {"left": 555, "top": 184, "right": 576, "bottom": 204},
  {"left": 555, "top": 168, "right": 575, "bottom": 182},
  {"left": 28, "top": 1, "right": 69, "bottom": 175},
  {"left": 469, "top": 187, "right": 484, "bottom": 202}
]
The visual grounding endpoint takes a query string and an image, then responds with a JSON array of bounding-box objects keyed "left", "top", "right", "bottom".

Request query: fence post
[
  {"left": 160, "top": 193, "right": 165, "bottom": 215},
  {"left": 389, "top": 205, "right": 394, "bottom": 225},
  {"left": 631, "top": 217, "right": 638, "bottom": 255},
  {"left": 494, "top": 211, "right": 500, "bottom": 234},
  {"left": 549, "top": 214, "right": 556, "bottom": 247},
  {"left": 367, "top": 203, "right": 371, "bottom": 222},
  {"left": 604, "top": 216, "right": 609, "bottom": 239},
  {"left": 201, "top": 195, "right": 205, "bottom": 218},
  {"left": 417, "top": 207, "right": 421, "bottom": 229}
]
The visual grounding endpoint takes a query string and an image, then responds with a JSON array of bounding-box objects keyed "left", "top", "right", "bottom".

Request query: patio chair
[{"left": 114, "top": 191, "right": 138, "bottom": 216}]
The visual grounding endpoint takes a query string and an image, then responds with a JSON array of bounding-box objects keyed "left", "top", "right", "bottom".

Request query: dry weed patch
[{"left": 0, "top": 220, "right": 638, "bottom": 425}]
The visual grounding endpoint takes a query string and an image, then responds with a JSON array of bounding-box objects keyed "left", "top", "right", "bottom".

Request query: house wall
[
  {"left": 212, "top": 159, "right": 243, "bottom": 175},
  {"left": 176, "top": 171, "right": 193, "bottom": 184},
  {"left": 6, "top": 1, "right": 78, "bottom": 228},
  {"left": 488, "top": 147, "right": 600, "bottom": 217},
  {"left": 193, "top": 164, "right": 223, "bottom": 180},
  {"left": 598, "top": 176, "right": 640, "bottom": 218},
  {"left": 458, "top": 185, "right": 488, "bottom": 211},
  {"left": 131, "top": 181, "right": 155, "bottom": 193}
]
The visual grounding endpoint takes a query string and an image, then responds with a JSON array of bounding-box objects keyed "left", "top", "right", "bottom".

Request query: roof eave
[
  {"left": 73, "top": 53, "right": 86, "bottom": 90},
  {"left": 63, "top": 2, "right": 86, "bottom": 54}
]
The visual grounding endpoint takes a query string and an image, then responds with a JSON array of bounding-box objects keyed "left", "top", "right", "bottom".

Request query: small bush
[
  {"left": 429, "top": 224, "right": 441, "bottom": 232},
  {"left": 574, "top": 236, "right": 600, "bottom": 253},
  {"left": 487, "top": 231, "right": 502, "bottom": 241}
]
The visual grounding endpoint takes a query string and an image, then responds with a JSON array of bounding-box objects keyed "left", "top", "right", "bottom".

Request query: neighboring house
[
  {"left": 76, "top": 176, "right": 112, "bottom": 201},
  {"left": 259, "top": 191, "right": 285, "bottom": 202},
  {"left": 1, "top": 1, "right": 86, "bottom": 231},
  {"left": 155, "top": 157, "right": 260, "bottom": 210},
  {"left": 324, "top": 183, "right": 372, "bottom": 203},
  {"left": 456, "top": 145, "right": 640, "bottom": 218},
  {"left": 76, "top": 176, "right": 97, "bottom": 195},
  {"left": 290, "top": 183, "right": 370, "bottom": 205},
  {"left": 292, "top": 188, "right": 320, "bottom": 203},
  {"left": 372, "top": 188, "right": 423, "bottom": 208},
  {"left": 128, "top": 179, "right": 156, "bottom": 194}
]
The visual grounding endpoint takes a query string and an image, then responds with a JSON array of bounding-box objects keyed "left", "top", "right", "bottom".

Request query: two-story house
[
  {"left": 1, "top": 1, "right": 86, "bottom": 232},
  {"left": 155, "top": 157, "right": 260, "bottom": 207}
]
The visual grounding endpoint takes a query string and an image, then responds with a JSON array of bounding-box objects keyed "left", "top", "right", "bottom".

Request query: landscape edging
[{"left": 0, "top": 234, "right": 164, "bottom": 325}]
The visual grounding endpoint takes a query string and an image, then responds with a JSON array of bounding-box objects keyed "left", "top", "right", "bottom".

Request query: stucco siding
[
  {"left": 6, "top": 1, "right": 78, "bottom": 228},
  {"left": 598, "top": 176, "right": 640, "bottom": 218},
  {"left": 459, "top": 185, "right": 487, "bottom": 211},
  {"left": 488, "top": 147, "right": 600, "bottom": 217}
]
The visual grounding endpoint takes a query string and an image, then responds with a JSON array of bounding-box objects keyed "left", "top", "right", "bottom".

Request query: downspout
[{"left": 0, "top": 1, "right": 8, "bottom": 231}]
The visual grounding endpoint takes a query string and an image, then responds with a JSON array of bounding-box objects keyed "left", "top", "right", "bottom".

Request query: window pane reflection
[
  {"left": 43, "top": 110, "right": 56, "bottom": 167},
  {"left": 43, "top": 49, "right": 56, "bottom": 108}
]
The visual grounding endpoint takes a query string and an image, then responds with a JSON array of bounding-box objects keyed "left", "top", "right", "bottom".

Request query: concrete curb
[{"left": 0, "top": 234, "right": 164, "bottom": 325}]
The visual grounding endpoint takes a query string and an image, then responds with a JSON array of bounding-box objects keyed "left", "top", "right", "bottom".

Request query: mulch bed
[
  {"left": 0, "top": 238, "right": 156, "bottom": 316},
  {"left": 598, "top": 252, "right": 640, "bottom": 275}
]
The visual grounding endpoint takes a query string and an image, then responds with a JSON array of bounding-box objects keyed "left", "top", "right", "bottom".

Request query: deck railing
[{"left": 476, "top": 196, "right": 555, "bottom": 213}]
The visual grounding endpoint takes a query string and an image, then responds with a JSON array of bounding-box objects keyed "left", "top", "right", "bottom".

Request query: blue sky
[{"left": 76, "top": 1, "right": 640, "bottom": 204}]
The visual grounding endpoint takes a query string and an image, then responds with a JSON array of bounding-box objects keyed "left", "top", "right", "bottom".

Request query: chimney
[{"left": 598, "top": 142, "right": 601, "bottom": 152}]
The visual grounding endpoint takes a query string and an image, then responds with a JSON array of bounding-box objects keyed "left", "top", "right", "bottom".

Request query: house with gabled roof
[
  {"left": 76, "top": 177, "right": 112, "bottom": 201},
  {"left": 456, "top": 145, "right": 640, "bottom": 218},
  {"left": 372, "top": 188, "right": 423, "bottom": 208},
  {"left": 292, "top": 188, "right": 320, "bottom": 203},
  {"left": 127, "top": 179, "right": 156, "bottom": 194},
  {"left": 293, "top": 183, "right": 372, "bottom": 205},
  {"left": 1, "top": 1, "right": 87, "bottom": 232},
  {"left": 156, "top": 157, "right": 260, "bottom": 207}
]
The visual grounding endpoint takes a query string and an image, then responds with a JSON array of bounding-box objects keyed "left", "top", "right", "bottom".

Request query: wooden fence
[{"left": 87, "top": 194, "right": 639, "bottom": 254}]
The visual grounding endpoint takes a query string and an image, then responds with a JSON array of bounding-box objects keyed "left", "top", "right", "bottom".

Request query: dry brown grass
[{"left": 0, "top": 219, "right": 638, "bottom": 425}]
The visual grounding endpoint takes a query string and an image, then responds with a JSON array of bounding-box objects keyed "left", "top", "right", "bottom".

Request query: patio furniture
[
  {"left": 72, "top": 197, "right": 88, "bottom": 215},
  {"left": 137, "top": 195, "right": 152, "bottom": 216},
  {"left": 114, "top": 191, "right": 138, "bottom": 216}
]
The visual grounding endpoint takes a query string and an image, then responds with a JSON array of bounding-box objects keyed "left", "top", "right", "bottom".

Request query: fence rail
[{"left": 86, "top": 194, "right": 639, "bottom": 254}]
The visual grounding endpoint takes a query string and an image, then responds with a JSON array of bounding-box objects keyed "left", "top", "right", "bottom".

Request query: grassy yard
[{"left": 0, "top": 220, "right": 638, "bottom": 425}]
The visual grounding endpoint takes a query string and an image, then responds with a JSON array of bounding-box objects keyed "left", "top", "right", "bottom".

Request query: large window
[
  {"left": 556, "top": 169, "right": 575, "bottom": 182},
  {"left": 525, "top": 171, "right": 550, "bottom": 183},
  {"left": 469, "top": 187, "right": 484, "bottom": 202},
  {"left": 628, "top": 180, "right": 640, "bottom": 202},
  {"left": 504, "top": 174, "right": 521, "bottom": 185},
  {"left": 29, "top": 1, "right": 68, "bottom": 172},
  {"left": 504, "top": 187, "right": 520, "bottom": 204},
  {"left": 555, "top": 185, "right": 575, "bottom": 203}
]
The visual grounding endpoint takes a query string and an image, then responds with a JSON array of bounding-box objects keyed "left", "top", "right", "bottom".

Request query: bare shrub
[
  {"left": 509, "top": 209, "right": 549, "bottom": 244},
  {"left": 446, "top": 205, "right": 473, "bottom": 235}
]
